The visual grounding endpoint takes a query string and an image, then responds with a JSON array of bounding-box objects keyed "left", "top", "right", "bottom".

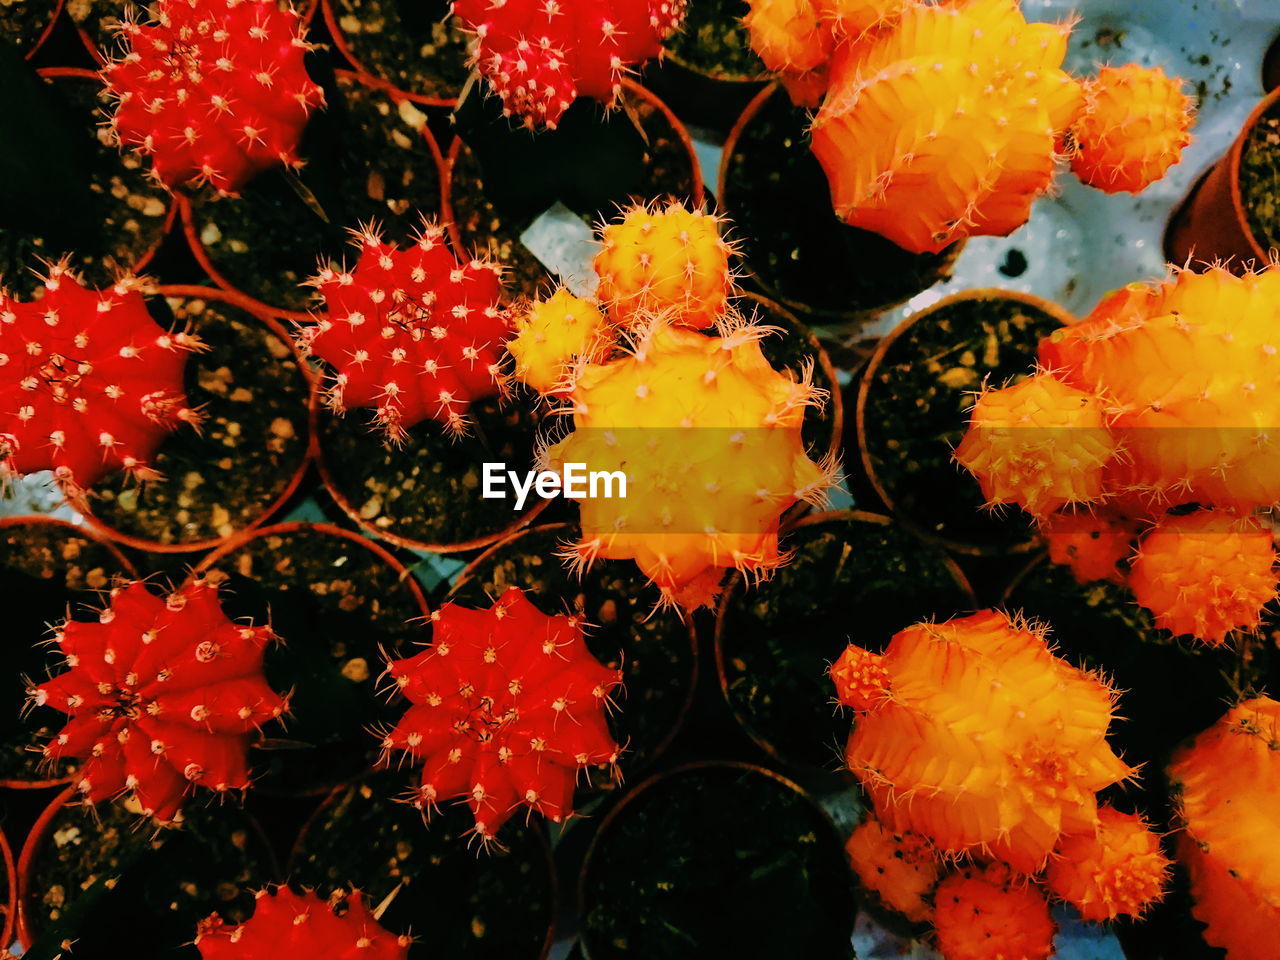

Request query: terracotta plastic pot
[
  {"left": 719, "top": 83, "right": 966, "bottom": 324},
  {"left": 181, "top": 68, "right": 448, "bottom": 322},
  {"left": 6, "top": 0, "right": 62, "bottom": 59},
  {"left": 76, "top": 284, "right": 314, "bottom": 554},
  {"left": 855, "top": 288, "right": 1075, "bottom": 557},
  {"left": 1165, "top": 86, "right": 1280, "bottom": 269},
  {"left": 17, "top": 784, "right": 278, "bottom": 952}
]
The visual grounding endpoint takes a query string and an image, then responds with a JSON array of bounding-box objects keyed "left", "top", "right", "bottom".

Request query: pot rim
[
  {"left": 854, "top": 286, "right": 1076, "bottom": 558},
  {"left": 74, "top": 284, "right": 316, "bottom": 555}
]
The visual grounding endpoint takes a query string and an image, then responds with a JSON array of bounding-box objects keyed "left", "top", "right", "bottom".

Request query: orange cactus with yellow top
[
  {"left": 1168, "top": 697, "right": 1280, "bottom": 960},
  {"left": 846, "top": 816, "right": 941, "bottom": 924},
  {"left": 593, "top": 203, "right": 734, "bottom": 330},
  {"left": 1071, "top": 65, "right": 1195, "bottom": 194},
  {"left": 742, "top": 0, "right": 1193, "bottom": 253},
  {"left": 545, "top": 316, "right": 835, "bottom": 609},
  {"left": 1042, "top": 805, "right": 1171, "bottom": 922},
  {"left": 932, "top": 862, "right": 1056, "bottom": 960},
  {"left": 1128, "top": 510, "right": 1277, "bottom": 646},
  {"left": 833, "top": 609, "right": 1133, "bottom": 874}
]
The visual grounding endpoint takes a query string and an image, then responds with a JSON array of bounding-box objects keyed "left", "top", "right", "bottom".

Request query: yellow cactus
[
  {"left": 1128, "top": 509, "right": 1277, "bottom": 646},
  {"left": 1071, "top": 64, "right": 1195, "bottom": 194},
  {"left": 953, "top": 372, "right": 1117, "bottom": 518},
  {"left": 814, "top": 0, "right": 903, "bottom": 38},
  {"left": 933, "top": 863, "right": 1056, "bottom": 960},
  {"left": 846, "top": 817, "right": 941, "bottom": 923},
  {"left": 833, "top": 609, "right": 1133, "bottom": 874},
  {"left": 593, "top": 203, "right": 733, "bottom": 330},
  {"left": 547, "top": 317, "right": 834, "bottom": 609},
  {"left": 1043, "top": 805, "right": 1171, "bottom": 922},
  {"left": 506, "top": 289, "right": 613, "bottom": 395},
  {"left": 810, "top": 0, "right": 1084, "bottom": 253},
  {"left": 1169, "top": 697, "right": 1280, "bottom": 960}
]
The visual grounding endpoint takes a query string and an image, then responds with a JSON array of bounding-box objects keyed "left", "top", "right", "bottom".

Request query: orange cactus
[
  {"left": 1168, "top": 697, "right": 1280, "bottom": 960},
  {"left": 814, "top": 0, "right": 903, "bottom": 38},
  {"left": 593, "top": 203, "right": 733, "bottom": 330},
  {"left": 741, "top": 0, "right": 831, "bottom": 77},
  {"left": 953, "top": 372, "right": 1116, "bottom": 518},
  {"left": 1040, "top": 509, "right": 1138, "bottom": 585},
  {"left": 933, "top": 862, "right": 1056, "bottom": 960},
  {"left": 1043, "top": 805, "right": 1171, "bottom": 922},
  {"left": 837, "top": 609, "right": 1132, "bottom": 874},
  {"left": 810, "top": 0, "right": 1084, "bottom": 253},
  {"left": 846, "top": 817, "right": 941, "bottom": 923},
  {"left": 1071, "top": 65, "right": 1195, "bottom": 194},
  {"left": 1128, "top": 510, "right": 1277, "bottom": 645}
]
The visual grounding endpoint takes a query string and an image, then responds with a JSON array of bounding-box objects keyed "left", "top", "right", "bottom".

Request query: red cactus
[
  {"left": 451, "top": 0, "right": 687, "bottom": 129},
  {"left": 382, "top": 587, "right": 622, "bottom": 846},
  {"left": 298, "top": 221, "right": 509, "bottom": 442},
  {"left": 196, "top": 888, "right": 409, "bottom": 959},
  {"left": 32, "top": 580, "right": 285, "bottom": 821},
  {"left": 103, "top": 0, "right": 325, "bottom": 196},
  {"left": 0, "top": 261, "right": 202, "bottom": 497}
]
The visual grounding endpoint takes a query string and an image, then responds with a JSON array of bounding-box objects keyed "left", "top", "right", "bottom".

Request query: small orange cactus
[
  {"left": 1071, "top": 65, "right": 1195, "bottom": 194},
  {"left": 506, "top": 289, "right": 613, "bottom": 395},
  {"left": 933, "top": 862, "right": 1056, "bottom": 960},
  {"left": 1128, "top": 510, "right": 1277, "bottom": 645},
  {"left": 1169, "top": 697, "right": 1280, "bottom": 960},
  {"left": 593, "top": 203, "right": 733, "bottom": 330},
  {"left": 741, "top": 0, "right": 831, "bottom": 77},
  {"left": 839, "top": 609, "right": 1132, "bottom": 874},
  {"left": 1040, "top": 509, "right": 1138, "bottom": 585},
  {"left": 953, "top": 372, "right": 1116, "bottom": 518},
  {"left": 1043, "top": 805, "right": 1171, "bottom": 922},
  {"left": 548, "top": 318, "right": 834, "bottom": 608},
  {"left": 813, "top": 0, "right": 903, "bottom": 39},
  {"left": 846, "top": 817, "right": 941, "bottom": 923}
]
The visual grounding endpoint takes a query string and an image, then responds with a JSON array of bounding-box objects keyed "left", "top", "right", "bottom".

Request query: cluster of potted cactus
[{"left": 2, "top": 1, "right": 1279, "bottom": 959}]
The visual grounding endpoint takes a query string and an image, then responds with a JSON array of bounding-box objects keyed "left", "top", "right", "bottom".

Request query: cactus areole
[{"left": 33, "top": 579, "right": 285, "bottom": 821}]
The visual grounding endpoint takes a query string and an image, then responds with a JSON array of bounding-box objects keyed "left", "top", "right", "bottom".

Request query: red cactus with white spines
[
  {"left": 382, "top": 587, "right": 622, "bottom": 846},
  {"left": 0, "top": 261, "right": 203, "bottom": 497},
  {"left": 32, "top": 579, "right": 285, "bottom": 821},
  {"left": 451, "top": 0, "right": 687, "bottom": 129},
  {"left": 195, "top": 888, "right": 410, "bottom": 960},
  {"left": 298, "top": 221, "right": 509, "bottom": 442},
  {"left": 103, "top": 0, "right": 324, "bottom": 196}
]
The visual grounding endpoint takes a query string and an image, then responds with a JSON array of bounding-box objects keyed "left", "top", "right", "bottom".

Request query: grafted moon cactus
[
  {"left": 382, "top": 587, "right": 622, "bottom": 846},
  {"left": 741, "top": 0, "right": 831, "bottom": 77},
  {"left": 810, "top": 0, "right": 1083, "bottom": 253},
  {"left": 298, "top": 221, "right": 508, "bottom": 442},
  {"left": 33, "top": 580, "right": 284, "bottom": 821},
  {"left": 1071, "top": 65, "right": 1195, "bottom": 194},
  {"left": 0, "top": 262, "right": 202, "bottom": 496},
  {"left": 547, "top": 317, "right": 834, "bottom": 609},
  {"left": 845, "top": 816, "right": 940, "bottom": 923},
  {"left": 196, "top": 888, "right": 409, "bottom": 959},
  {"left": 1169, "top": 697, "right": 1280, "bottom": 960},
  {"left": 104, "top": 0, "right": 325, "bottom": 195},
  {"left": 1128, "top": 510, "right": 1277, "bottom": 646},
  {"left": 451, "top": 0, "right": 687, "bottom": 129},
  {"left": 1041, "top": 509, "right": 1137, "bottom": 585},
  {"left": 506, "top": 288, "right": 612, "bottom": 395},
  {"left": 832, "top": 609, "right": 1132, "bottom": 874},
  {"left": 933, "top": 863, "right": 1056, "bottom": 960},
  {"left": 1042, "top": 805, "right": 1170, "bottom": 922},
  {"left": 953, "top": 372, "right": 1115, "bottom": 517},
  {"left": 593, "top": 202, "right": 734, "bottom": 330}
]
